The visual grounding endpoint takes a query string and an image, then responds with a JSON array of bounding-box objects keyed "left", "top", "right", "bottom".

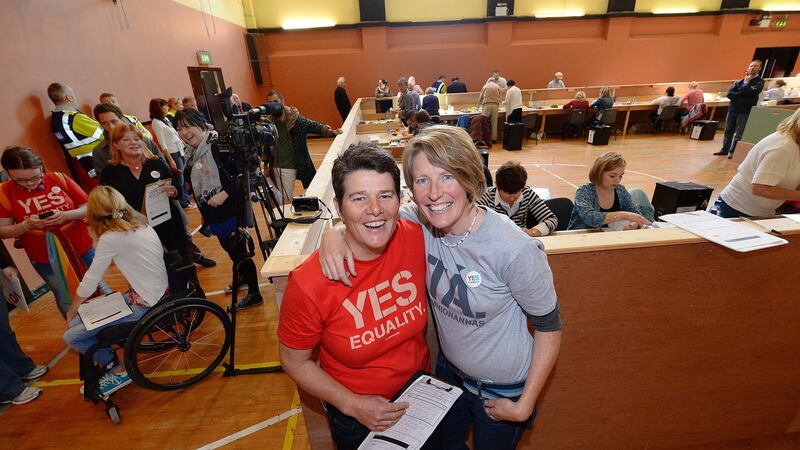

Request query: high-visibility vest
[
  {"left": 125, "top": 114, "right": 153, "bottom": 140},
  {"left": 51, "top": 109, "right": 104, "bottom": 158}
]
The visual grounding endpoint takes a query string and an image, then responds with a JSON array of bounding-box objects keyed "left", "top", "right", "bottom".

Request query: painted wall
[
  {"left": 250, "top": 0, "right": 360, "bottom": 29},
  {"left": 0, "top": 0, "right": 259, "bottom": 173},
  {"left": 254, "top": 13, "right": 800, "bottom": 128}
]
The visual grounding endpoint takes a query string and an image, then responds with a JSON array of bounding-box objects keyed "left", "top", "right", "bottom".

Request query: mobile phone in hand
[{"left": 38, "top": 211, "right": 55, "bottom": 219}]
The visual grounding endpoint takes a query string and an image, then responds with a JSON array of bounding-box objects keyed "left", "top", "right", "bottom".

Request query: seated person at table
[
  {"left": 422, "top": 87, "right": 440, "bottom": 118},
  {"left": 562, "top": 91, "right": 590, "bottom": 138},
  {"left": 375, "top": 79, "right": 392, "bottom": 98},
  {"left": 590, "top": 86, "right": 614, "bottom": 123},
  {"left": 715, "top": 108, "right": 800, "bottom": 218},
  {"left": 63, "top": 186, "right": 168, "bottom": 396},
  {"left": 763, "top": 80, "right": 786, "bottom": 103},
  {"left": 448, "top": 76, "right": 468, "bottom": 93},
  {"left": 679, "top": 81, "right": 705, "bottom": 110},
  {"left": 650, "top": 86, "right": 680, "bottom": 128},
  {"left": 401, "top": 110, "right": 433, "bottom": 140},
  {"left": 478, "top": 161, "right": 557, "bottom": 236},
  {"left": 568, "top": 152, "right": 651, "bottom": 230},
  {"left": 278, "top": 143, "right": 430, "bottom": 450}
]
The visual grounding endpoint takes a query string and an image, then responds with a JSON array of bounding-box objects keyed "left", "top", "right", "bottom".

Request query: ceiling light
[
  {"left": 762, "top": 4, "right": 800, "bottom": 11},
  {"left": 534, "top": 10, "right": 585, "bottom": 18},
  {"left": 282, "top": 18, "right": 336, "bottom": 30},
  {"left": 653, "top": 8, "right": 698, "bottom": 14}
]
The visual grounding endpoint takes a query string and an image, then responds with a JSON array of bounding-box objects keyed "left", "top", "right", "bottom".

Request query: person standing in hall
[
  {"left": 47, "top": 83, "right": 104, "bottom": 184},
  {"left": 394, "top": 77, "right": 418, "bottom": 118},
  {"left": 448, "top": 76, "right": 468, "bottom": 93},
  {"left": 266, "top": 90, "right": 341, "bottom": 203},
  {"left": 504, "top": 79, "right": 523, "bottom": 123},
  {"left": 479, "top": 79, "right": 502, "bottom": 143},
  {"left": 714, "top": 60, "right": 765, "bottom": 158},
  {"left": 334, "top": 77, "right": 352, "bottom": 123},
  {"left": 0, "top": 253, "right": 47, "bottom": 406},
  {"left": 486, "top": 69, "right": 507, "bottom": 89}
]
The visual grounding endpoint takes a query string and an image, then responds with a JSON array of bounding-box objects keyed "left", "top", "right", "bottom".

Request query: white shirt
[
  {"left": 504, "top": 86, "right": 523, "bottom": 113},
  {"left": 650, "top": 95, "right": 681, "bottom": 114},
  {"left": 486, "top": 76, "right": 507, "bottom": 89},
  {"left": 764, "top": 87, "right": 785, "bottom": 102},
  {"left": 547, "top": 79, "right": 565, "bottom": 89},
  {"left": 151, "top": 118, "right": 185, "bottom": 156},
  {"left": 721, "top": 132, "right": 800, "bottom": 217},
  {"left": 77, "top": 225, "right": 168, "bottom": 306}
]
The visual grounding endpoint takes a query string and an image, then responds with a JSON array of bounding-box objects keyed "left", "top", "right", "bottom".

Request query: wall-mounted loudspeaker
[
  {"left": 244, "top": 33, "right": 263, "bottom": 86},
  {"left": 721, "top": 0, "right": 750, "bottom": 8},
  {"left": 359, "top": 0, "right": 386, "bottom": 22},
  {"left": 608, "top": 0, "right": 636, "bottom": 13}
]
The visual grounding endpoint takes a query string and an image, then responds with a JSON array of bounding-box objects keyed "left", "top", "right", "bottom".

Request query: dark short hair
[
  {"left": 776, "top": 79, "right": 787, "bottom": 87},
  {"left": 666, "top": 86, "right": 675, "bottom": 96},
  {"left": 149, "top": 98, "right": 168, "bottom": 120},
  {"left": 173, "top": 108, "right": 208, "bottom": 130},
  {"left": 507, "top": 79, "right": 516, "bottom": 87},
  {"left": 495, "top": 161, "right": 527, "bottom": 193},
  {"left": 93, "top": 102, "right": 125, "bottom": 121},
  {"left": 266, "top": 89, "right": 284, "bottom": 103},
  {"left": 403, "top": 110, "right": 416, "bottom": 121},
  {"left": 332, "top": 142, "right": 400, "bottom": 205},
  {"left": 397, "top": 77, "right": 408, "bottom": 87},
  {"left": 438, "top": 74, "right": 445, "bottom": 79},
  {"left": 1, "top": 146, "right": 44, "bottom": 171},
  {"left": 415, "top": 110, "right": 431, "bottom": 122},
  {"left": 451, "top": 77, "right": 460, "bottom": 82}
]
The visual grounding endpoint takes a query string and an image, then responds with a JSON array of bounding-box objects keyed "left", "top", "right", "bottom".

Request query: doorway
[
  {"left": 187, "top": 66, "right": 227, "bottom": 130},
  {"left": 752, "top": 47, "right": 799, "bottom": 78}
]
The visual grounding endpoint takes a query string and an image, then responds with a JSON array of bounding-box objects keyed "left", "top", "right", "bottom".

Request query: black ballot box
[
  {"left": 375, "top": 98, "right": 393, "bottom": 113},
  {"left": 503, "top": 122, "right": 524, "bottom": 150},
  {"left": 690, "top": 120, "right": 718, "bottom": 140},
  {"left": 651, "top": 181, "right": 714, "bottom": 219},
  {"left": 587, "top": 125, "right": 610, "bottom": 145}
]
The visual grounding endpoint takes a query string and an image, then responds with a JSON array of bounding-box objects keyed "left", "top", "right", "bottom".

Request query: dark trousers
[
  {"left": 217, "top": 231, "right": 258, "bottom": 293},
  {"left": 324, "top": 402, "right": 443, "bottom": 450},
  {"left": 170, "top": 152, "right": 191, "bottom": 208},
  {"left": 715, "top": 198, "right": 749, "bottom": 218},
  {"left": 720, "top": 110, "right": 751, "bottom": 155},
  {"left": 507, "top": 108, "right": 522, "bottom": 123},
  {"left": 0, "top": 295, "right": 34, "bottom": 401},
  {"left": 430, "top": 353, "right": 535, "bottom": 450}
]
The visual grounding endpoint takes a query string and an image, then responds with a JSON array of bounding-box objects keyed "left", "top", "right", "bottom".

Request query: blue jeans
[
  {"left": 171, "top": 152, "right": 191, "bottom": 208},
  {"left": 0, "top": 294, "right": 35, "bottom": 401},
  {"left": 431, "top": 353, "right": 535, "bottom": 450},
  {"left": 62, "top": 297, "right": 148, "bottom": 367},
  {"left": 31, "top": 248, "right": 111, "bottom": 319},
  {"left": 715, "top": 197, "right": 749, "bottom": 218},
  {"left": 720, "top": 110, "right": 750, "bottom": 155}
]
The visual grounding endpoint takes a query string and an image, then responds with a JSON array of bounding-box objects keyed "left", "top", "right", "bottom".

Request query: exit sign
[{"left": 196, "top": 50, "right": 212, "bottom": 65}]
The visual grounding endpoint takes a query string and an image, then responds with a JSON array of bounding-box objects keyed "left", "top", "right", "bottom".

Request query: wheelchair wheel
[{"left": 124, "top": 298, "right": 232, "bottom": 391}]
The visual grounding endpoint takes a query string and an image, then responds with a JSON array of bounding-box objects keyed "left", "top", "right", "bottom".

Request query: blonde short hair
[
  {"left": 108, "top": 123, "right": 158, "bottom": 166},
  {"left": 777, "top": 108, "right": 800, "bottom": 146},
  {"left": 599, "top": 86, "right": 611, "bottom": 97},
  {"left": 575, "top": 91, "right": 586, "bottom": 100},
  {"left": 87, "top": 186, "right": 147, "bottom": 238},
  {"left": 688, "top": 81, "right": 699, "bottom": 90},
  {"left": 402, "top": 125, "right": 485, "bottom": 204},
  {"left": 336, "top": 77, "right": 346, "bottom": 87},
  {"left": 589, "top": 152, "right": 627, "bottom": 185}
]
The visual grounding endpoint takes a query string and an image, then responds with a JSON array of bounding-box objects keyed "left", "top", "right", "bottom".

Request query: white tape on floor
[{"left": 195, "top": 407, "right": 302, "bottom": 450}]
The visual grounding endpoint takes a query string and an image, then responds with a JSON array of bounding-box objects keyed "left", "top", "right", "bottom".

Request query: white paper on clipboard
[
  {"left": 2, "top": 274, "right": 28, "bottom": 313},
  {"left": 144, "top": 179, "right": 172, "bottom": 227},
  {"left": 78, "top": 292, "right": 132, "bottom": 331},
  {"left": 358, "top": 373, "right": 462, "bottom": 450}
]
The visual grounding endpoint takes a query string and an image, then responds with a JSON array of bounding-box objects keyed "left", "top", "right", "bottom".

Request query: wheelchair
[{"left": 79, "top": 251, "right": 232, "bottom": 424}]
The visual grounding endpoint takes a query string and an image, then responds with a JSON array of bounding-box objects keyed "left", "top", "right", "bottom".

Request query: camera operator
[
  {"left": 265, "top": 90, "right": 341, "bottom": 203},
  {"left": 174, "top": 109, "right": 263, "bottom": 309}
]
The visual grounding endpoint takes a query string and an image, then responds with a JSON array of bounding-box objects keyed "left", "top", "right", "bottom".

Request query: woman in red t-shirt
[{"left": 0, "top": 147, "right": 108, "bottom": 318}]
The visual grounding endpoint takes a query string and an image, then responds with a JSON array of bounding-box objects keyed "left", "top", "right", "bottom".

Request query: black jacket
[
  {"left": 334, "top": 87, "right": 351, "bottom": 121},
  {"left": 448, "top": 81, "right": 468, "bottom": 93},
  {"left": 183, "top": 141, "right": 238, "bottom": 225},
  {"left": 727, "top": 77, "right": 765, "bottom": 113}
]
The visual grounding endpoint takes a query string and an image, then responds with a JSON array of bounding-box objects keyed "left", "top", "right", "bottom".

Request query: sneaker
[
  {"left": 21, "top": 365, "right": 48, "bottom": 381},
  {"left": 2, "top": 386, "right": 42, "bottom": 405},
  {"left": 236, "top": 292, "right": 263, "bottom": 310},
  {"left": 192, "top": 255, "right": 217, "bottom": 268},
  {"left": 727, "top": 153, "right": 734, "bottom": 159},
  {"left": 98, "top": 372, "right": 132, "bottom": 397},
  {"left": 80, "top": 369, "right": 113, "bottom": 395}
]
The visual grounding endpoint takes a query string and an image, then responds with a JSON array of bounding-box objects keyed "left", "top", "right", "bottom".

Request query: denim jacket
[{"left": 568, "top": 183, "right": 640, "bottom": 229}]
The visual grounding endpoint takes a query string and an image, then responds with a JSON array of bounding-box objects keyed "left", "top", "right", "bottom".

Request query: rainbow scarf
[{"left": 45, "top": 231, "right": 85, "bottom": 306}]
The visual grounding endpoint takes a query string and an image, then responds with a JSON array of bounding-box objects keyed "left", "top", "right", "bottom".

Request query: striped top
[{"left": 478, "top": 186, "right": 558, "bottom": 235}]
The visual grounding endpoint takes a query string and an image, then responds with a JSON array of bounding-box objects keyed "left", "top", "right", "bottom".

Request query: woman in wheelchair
[{"left": 63, "top": 186, "right": 169, "bottom": 397}]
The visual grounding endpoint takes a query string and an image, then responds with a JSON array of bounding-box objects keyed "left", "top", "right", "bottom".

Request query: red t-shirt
[
  {"left": 0, "top": 173, "right": 93, "bottom": 263},
  {"left": 278, "top": 220, "right": 430, "bottom": 400}
]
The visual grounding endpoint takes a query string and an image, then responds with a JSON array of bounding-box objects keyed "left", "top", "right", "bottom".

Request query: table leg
[
  {"left": 622, "top": 109, "right": 631, "bottom": 136},
  {"left": 709, "top": 107, "right": 716, "bottom": 121},
  {"left": 539, "top": 114, "right": 547, "bottom": 142}
]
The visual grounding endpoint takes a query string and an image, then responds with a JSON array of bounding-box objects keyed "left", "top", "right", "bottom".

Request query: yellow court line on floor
[
  {"left": 282, "top": 389, "right": 301, "bottom": 450},
  {"left": 33, "top": 361, "right": 281, "bottom": 388}
]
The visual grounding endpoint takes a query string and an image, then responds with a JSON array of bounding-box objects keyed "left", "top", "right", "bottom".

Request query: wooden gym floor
[{"left": 5, "top": 132, "right": 796, "bottom": 450}]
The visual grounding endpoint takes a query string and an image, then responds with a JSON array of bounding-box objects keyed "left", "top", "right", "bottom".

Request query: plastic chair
[
  {"left": 522, "top": 113, "right": 539, "bottom": 144},
  {"left": 563, "top": 109, "right": 587, "bottom": 140},
  {"left": 543, "top": 198, "right": 574, "bottom": 231},
  {"left": 654, "top": 105, "right": 678, "bottom": 134},
  {"left": 599, "top": 109, "right": 619, "bottom": 140}
]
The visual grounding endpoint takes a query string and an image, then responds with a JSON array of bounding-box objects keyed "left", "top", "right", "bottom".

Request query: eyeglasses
[{"left": 11, "top": 172, "right": 44, "bottom": 184}]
